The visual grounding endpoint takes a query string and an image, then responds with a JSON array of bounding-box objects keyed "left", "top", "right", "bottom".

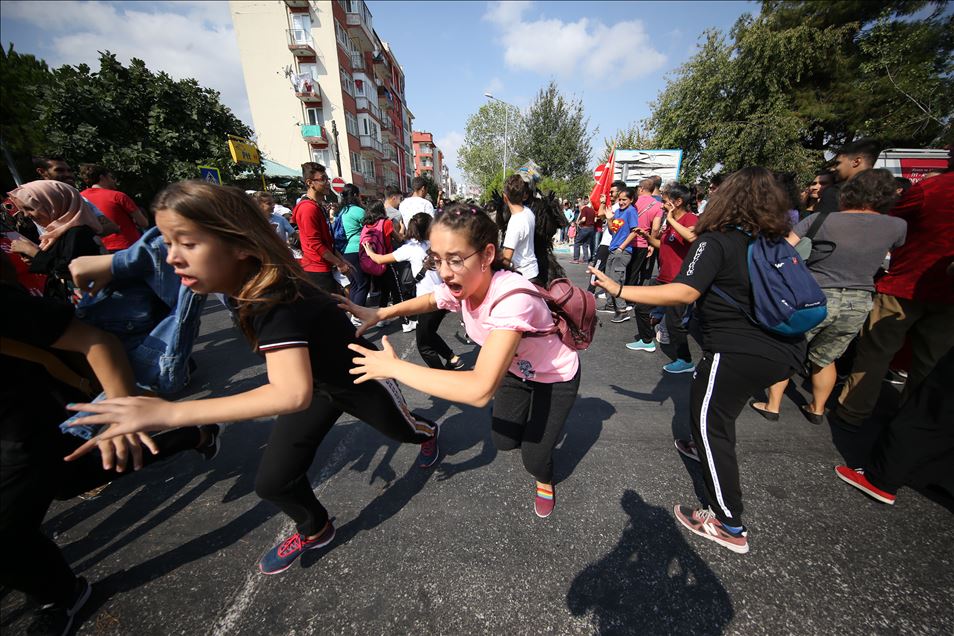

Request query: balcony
[
  {"left": 359, "top": 135, "right": 383, "bottom": 154},
  {"left": 355, "top": 96, "right": 381, "bottom": 121},
  {"left": 300, "top": 124, "right": 328, "bottom": 147},
  {"left": 284, "top": 0, "right": 310, "bottom": 7},
  {"left": 373, "top": 54, "right": 390, "bottom": 82},
  {"left": 293, "top": 72, "right": 321, "bottom": 103},
  {"left": 351, "top": 52, "right": 365, "bottom": 70},
  {"left": 345, "top": 2, "right": 374, "bottom": 48},
  {"left": 287, "top": 29, "right": 316, "bottom": 57}
]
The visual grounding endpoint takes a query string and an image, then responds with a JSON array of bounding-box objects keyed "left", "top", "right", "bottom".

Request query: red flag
[{"left": 589, "top": 150, "right": 615, "bottom": 210}]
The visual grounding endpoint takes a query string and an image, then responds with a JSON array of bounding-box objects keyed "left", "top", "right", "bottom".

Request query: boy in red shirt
[
  {"left": 293, "top": 163, "right": 350, "bottom": 293},
  {"left": 79, "top": 164, "right": 147, "bottom": 252}
]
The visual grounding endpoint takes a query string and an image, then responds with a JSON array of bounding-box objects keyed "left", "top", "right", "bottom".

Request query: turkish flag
[{"left": 589, "top": 151, "right": 615, "bottom": 210}]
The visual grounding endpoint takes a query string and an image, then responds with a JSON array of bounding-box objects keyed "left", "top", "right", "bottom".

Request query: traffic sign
[
  {"left": 331, "top": 177, "right": 345, "bottom": 193},
  {"left": 593, "top": 163, "right": 606, "bottom": 182},
  {"left": 199, "top": 166, "right": 221, "bottom": 184}
]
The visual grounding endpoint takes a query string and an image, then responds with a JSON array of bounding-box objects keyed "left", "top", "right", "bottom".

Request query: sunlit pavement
[{"left": 3, "top": 254, "right": 952, "bottom": 635}]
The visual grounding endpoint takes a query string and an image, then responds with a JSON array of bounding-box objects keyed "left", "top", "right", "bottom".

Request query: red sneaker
[
  {"left": 673, "top": 505, "right": 749, "bottom": 554},
  {"left": 834, "top": 466, "right": 896, "bottom": 505},
  {"left": 534, "top": 484, "right": 555, "bottom": 518}
]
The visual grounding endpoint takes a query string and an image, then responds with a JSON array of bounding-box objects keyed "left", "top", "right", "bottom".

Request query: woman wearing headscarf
[{"left": 7, "top": 180, "right": 104, "bottom": 300}]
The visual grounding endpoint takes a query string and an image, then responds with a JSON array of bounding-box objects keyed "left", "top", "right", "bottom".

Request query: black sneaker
[
  {"left": 27, "top": 577, "right": 91, "bottom": 636},
  {"left": 610, "top": 313, "right": 631, "bottom": 323},
  {"left": 446, "top": 357, "right": 466, "bottom": 370},
  {"left": 196, "top": 425, "right": 221, "bottom": 461}
]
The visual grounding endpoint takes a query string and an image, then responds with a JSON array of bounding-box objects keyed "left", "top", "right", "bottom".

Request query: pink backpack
[
  {"left": 490, "top": 278, "right": 597, "bottom": 350},
  {"left": 358, "top": 220, "right": 388, "bottom": 276}
]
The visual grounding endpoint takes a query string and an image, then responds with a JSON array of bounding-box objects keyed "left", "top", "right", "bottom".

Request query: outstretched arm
[
  {"left": 588, "top": 266, "right": 700, "bottom": 306},
  {"left": 349, "top": 330, "right": 521, "bottom": 408}
]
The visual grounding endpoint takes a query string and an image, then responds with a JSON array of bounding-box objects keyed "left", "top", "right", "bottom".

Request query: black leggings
[
  {"left": 491, "top": 367, "right": 581, "bottom": 484},
  {"left": 0, "top": 426, "right": 200, "bottom": 605},
  {"left": 688, "top": 352, "right": 793, "bottom": 527},
  {"left": 254, "top": 379, "right": 437, "bottom": 536},
  {"left": 416, "top": 309, "right": 454, "bottom": 369},
  {"left": 376, "top": 265, "right": 411, "bottom": 325}
]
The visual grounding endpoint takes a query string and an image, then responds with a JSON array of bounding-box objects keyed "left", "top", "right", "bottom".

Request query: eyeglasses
[{"left": 424, "top": 249, "right": 481, "bottom": 273}]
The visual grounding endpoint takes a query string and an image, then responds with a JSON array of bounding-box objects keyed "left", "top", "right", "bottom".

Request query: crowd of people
[{"left": 1, "top": 138, "right": 951, "bottom": 634}]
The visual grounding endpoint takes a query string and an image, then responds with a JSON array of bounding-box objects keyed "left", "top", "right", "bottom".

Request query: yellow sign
[{"left": 228, "top": 137, "right": 260, "bottom": 164}]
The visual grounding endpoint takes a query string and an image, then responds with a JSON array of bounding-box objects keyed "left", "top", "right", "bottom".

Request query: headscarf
[{"left": 7, "top": 180, "right": 102, "bottom": 249}]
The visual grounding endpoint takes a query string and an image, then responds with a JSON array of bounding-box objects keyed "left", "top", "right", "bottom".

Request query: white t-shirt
[
  {"left": 392, "top": 239, "right": 441, "bottom": 296},
  {"left": 502, "top": 206, "right": 539, "bottom": 280},
  {"left": 599, "top": 203, "right": 619, "bottom": 246},
  {"left": 398, "top": 196, "right": 435, "bottom": 231}
]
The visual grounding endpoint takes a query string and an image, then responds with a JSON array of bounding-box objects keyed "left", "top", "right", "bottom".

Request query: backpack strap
[
  {"left": 803, "top": 211, "right": 831, "bottom": 240},
  {"left": 488, "top": 287, "right": 560, "bottom": 338},
  {"left": 0, "top": 337, "right": 96, "bottom": 396},
  {"left": 709, "top": 285, "right": 760, "bottom": 328}
]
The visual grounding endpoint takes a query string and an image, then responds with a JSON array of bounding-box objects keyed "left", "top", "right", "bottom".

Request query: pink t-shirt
[
  {"left": 633, "top": 195, "right": 663, "bottom": 249},
  {"left": 432, "top": 270, "right": 580, "bottom": 383}
]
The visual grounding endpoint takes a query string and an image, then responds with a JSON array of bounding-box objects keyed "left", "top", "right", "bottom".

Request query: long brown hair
[
  {"left": 694, "top": 167, "right": 791, "bottom": 240},
  {"left": 152, "top": 181, "right": 311, "bottom": 348}
]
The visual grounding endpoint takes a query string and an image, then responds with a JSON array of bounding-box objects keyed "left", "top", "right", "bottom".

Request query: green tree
[
  {"left": 515, "top": 81, "right": 593, "bottom": 181},
  {"left": 647, "top": 1, "right": 953, "bottom": 183},
  {"left": 601, "top": 122, "right": 657, "bottom": 163},
  {"left": 0, "top": 49, "right": 255, "bottom": 203},
  {"left": 459, "top": 100, "right": 523, "bottom": 195},
  {"left": 0, "top": 46, "right": 53, "bottom": 188}
]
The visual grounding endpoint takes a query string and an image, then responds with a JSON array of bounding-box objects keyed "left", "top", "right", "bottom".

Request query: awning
[{"left": 262, "top": 159, "right": 301, "bottom": 178}]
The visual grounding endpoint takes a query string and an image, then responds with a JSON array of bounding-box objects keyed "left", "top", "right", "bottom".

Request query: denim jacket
[{"left": 76, "top": 227, "right": 206, "bottom": 394}]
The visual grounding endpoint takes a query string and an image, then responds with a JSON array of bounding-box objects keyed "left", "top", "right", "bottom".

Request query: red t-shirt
[
  {"left": 293, "top": 198, "right": 334, "bottom": 273},
  {"left": 80, "top": 187, "right": 142, "bottom": 251},
  {"left": 657, "top": 212, "right": 698, "bottom": 283},
  {"left": 876, "top": 172, "right": 953, "bottom": 304},
  {"left": 577, "top": 205, "right": 596, "bottom": 227}
]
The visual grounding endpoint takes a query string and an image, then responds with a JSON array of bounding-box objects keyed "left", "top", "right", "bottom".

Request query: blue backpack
[
  {"left": 332, "top": 206, "right": 349, "bottom": 253},
  {"left": 712, "top": 234, "right": 827, "bottom": 336}
]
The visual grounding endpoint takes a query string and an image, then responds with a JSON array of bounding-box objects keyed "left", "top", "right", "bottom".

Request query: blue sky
[{"left": 0, "top": 0, "right": 756, "bottom": 183}]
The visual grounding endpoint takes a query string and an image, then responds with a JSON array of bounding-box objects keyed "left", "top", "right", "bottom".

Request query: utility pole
[
  {"left": 331, "top": 120, "right": 342, "bottom": 177},
  {"left": 484, "top": 93, "right": 513, "bottom": 181}
]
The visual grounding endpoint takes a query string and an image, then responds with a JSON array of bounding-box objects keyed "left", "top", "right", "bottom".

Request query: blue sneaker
[
  {"left": 625, "top": 340, "right": 657, "bottom": 352},
  {"left": 417, "top": 422, "right": 440, "bottom": 468},
  {"left": 663, "top": 359, "right": 695, "bottom": 374},
  {"left": 259, "top": 522, "right": 335, "bottom": 575}
]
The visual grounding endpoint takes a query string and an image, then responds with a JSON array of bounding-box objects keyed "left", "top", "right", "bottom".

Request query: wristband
[{"left": 615, "top": 283, "right": 624, "bottom": 298}]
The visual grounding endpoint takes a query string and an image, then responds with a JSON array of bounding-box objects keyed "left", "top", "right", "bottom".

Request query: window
[
  {"left": 363, "top": 158, "right": 376, "bottom": 178},
  {"left": 291, "top": 13, "right": 312, "bottom": 34},
  {"left": 351, "top": 152, "right": 362, "bottom": 174},
  {"left": 311, "top": 148, "right": 329, "bottom": 166},
  {"left": 335, "top": 20, "right": 349, "bottom": 50},
  {"left": 354, "top": 79, "right": 365, "bottom": 97},
  {"left": 305, "top": 107, "right": 322, "bottom": 126},
  {"left": 340, "top": 70, "right": 354, "bottom": 96},
  {"left": 345, "top": 112, "right": 358, "bottom": 137}
]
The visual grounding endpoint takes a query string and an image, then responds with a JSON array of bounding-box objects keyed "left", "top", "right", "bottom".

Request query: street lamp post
[{"left": 484, "top": 93, "right": 511, "bottom": 181}]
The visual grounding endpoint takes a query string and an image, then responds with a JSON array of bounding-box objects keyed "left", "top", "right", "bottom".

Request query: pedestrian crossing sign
[{"left": 199, "top": 166, "right": 221, "bottom": 184}]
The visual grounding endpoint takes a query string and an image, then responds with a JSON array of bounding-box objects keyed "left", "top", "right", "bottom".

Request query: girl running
[
  {"left": 339, "top": 202, "right": 581, "bottom": 518},
  {"left": 64, "top": 181, "right": 439, "bottom": 575},
  {"left": 590, "top": 167, "right": 806, "bottom": 554},
  {"left": 363, "top": 212, "right": 464, "bottom": 370}
]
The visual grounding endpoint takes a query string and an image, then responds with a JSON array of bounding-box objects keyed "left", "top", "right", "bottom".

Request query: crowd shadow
[{"left": 567, "top": 490, "right": 734, "bottom": 635}]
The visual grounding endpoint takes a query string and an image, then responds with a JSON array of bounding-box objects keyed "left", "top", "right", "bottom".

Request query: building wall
[{"left": 230, "top": 0, "right": 414, "bottom": 198}]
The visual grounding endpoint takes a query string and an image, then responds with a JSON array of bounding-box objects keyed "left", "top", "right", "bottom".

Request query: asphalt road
[{"left": 3, "top": 252, "right": 952, "bottom": 635}]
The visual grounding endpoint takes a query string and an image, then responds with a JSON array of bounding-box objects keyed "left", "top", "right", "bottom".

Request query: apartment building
[
  {"left": 412, "top": 131, "right": 446, "bottom": 191},
  {"left": 230, "top": 0, "right": 415, "bottom": 197}
]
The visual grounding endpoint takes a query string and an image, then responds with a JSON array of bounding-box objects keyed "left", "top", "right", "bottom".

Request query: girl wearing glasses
[
  {"left": 63, "top": 181, "right": 440, "bottom": 575},
  {"left": 338, "top": 202, "right": 581, "bottom": 518}
]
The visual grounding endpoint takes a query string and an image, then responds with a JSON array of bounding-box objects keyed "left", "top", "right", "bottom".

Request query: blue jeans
[{"left": 573, "top": 227, "right": 595, "bottom": 262}]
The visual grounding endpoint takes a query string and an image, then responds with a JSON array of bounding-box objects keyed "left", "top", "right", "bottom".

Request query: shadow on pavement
[
  {"left": 554, "top": 396, "right": 614, "bottom": 484},
  {"left": 566, "top": 490, "right": 733, "bottom": 635}
]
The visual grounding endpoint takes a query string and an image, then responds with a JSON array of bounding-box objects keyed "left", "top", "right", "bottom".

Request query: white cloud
[
  {"left": 435, "top": 130, "right": 465, "bottom": 181},
  {"left": 483, "top": 1, "right": 666, "bottom": 82},
  {"left": 1, "top": 1, "right": 252, "bottom": 126}
]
